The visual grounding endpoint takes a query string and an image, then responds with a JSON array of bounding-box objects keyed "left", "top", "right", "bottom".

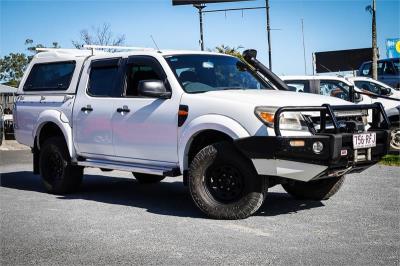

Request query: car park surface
[{"left": 1, "top": 150, "right": 399, "bottom": 265}]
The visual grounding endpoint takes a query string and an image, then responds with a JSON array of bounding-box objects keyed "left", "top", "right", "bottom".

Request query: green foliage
[
  {"left": 213, "top": 45, "right": 244, "bottom": 60},
  {"left": 380, "top": 154, "right": 400, "bottom": 166},
  {"left": 0, "top": 53, "right": 30, "bottom": 86},
  {"left": 0, "top": 39, "right": 59, "bottom": 87}
]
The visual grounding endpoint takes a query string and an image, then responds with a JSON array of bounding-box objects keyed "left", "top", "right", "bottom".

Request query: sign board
[
  {"left": 386, "top": 38, "right": 400, "bottom": 58},
  {"left": 172, "top": 0, "right": 252, "bottom": 5},
  {"left": 314, "top": 48, "right": 373, "bottom": 73}
]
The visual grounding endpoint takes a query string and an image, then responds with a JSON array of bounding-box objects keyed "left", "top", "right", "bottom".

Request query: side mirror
[
  {"left": 138, "top": 80, "right": 171, "bottom": 99},
  {"left": 354, "top": 93, "right": 363, "bottom": 103},
  {"left": 381, "top": 88, "right": 392, "bottom": 96}
]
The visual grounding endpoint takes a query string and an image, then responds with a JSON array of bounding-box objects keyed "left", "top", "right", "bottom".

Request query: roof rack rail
[
  {"left": 35, "top": 48, "right": 90, "bottom": 53},
  {"left": 35, "top": 48, "right": 93, "bottom": 57},
  {"left": 83, "top": 45, "right": 154, "bottom": 54}
]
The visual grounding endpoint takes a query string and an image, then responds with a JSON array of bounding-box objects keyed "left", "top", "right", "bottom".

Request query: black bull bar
[{"left": 273, "top": 102, "right": 390, "bottom": 136}]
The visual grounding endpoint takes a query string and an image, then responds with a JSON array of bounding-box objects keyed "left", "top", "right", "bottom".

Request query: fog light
[{"left": 312, "top": 141, "right": 324, "bottom": 154}]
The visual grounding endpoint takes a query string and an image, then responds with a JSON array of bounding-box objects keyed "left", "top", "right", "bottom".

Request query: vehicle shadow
[{"left": 1, "top": 171, "right": 324, "bottom": 218}]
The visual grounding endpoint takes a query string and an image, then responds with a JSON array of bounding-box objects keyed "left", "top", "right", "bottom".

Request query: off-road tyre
[
  {"left": 39, "top": 137, "right": 83, "bottom": 194},
  {"left": 188, "top": 142, "right": 268, "bottom": 220},
  {"left": 389, "top": 126, "right": 400, "bottom": 152},
  {"left": 132, "top": 173, "right": 165, "bottom": 184},
  {"left": 282, "top": 175, "right": 345, "bottom": 200}
]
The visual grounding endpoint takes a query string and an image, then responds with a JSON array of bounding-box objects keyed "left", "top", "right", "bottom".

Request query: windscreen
[{"left": 164, "top": 54, "right": 273, "bottom": 93}]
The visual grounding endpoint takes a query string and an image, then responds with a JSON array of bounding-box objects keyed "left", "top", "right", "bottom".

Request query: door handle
[
  {"left": 81, "top": 105, "right": 93, "bottom": 112},
  {"left": 117, "top": 105, "right": 130, "bottom": 113}
]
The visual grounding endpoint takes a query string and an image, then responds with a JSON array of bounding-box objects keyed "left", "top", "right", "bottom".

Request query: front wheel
[
  {"left": 282, "top": 175, "right": 345, "bottom": 200},
  {"left": 188, "top": 142, "right": 268, "bottom": 220}
]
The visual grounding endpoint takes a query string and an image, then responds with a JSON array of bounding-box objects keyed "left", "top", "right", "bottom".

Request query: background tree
[
  {"left": 72, "top": 23, "right": 125, "bottom": 49},
  {"left": 213, "top": 45, "right": 244, "bottom": 60},
  {"left": 0, "top": 39, "right": 59, "bottom": 87},
  {"left": 25, "top": 39, "right": 60, "bottom": 54},
  {"left": 0, "top": 53, "right": 30, "bottom": 87},
  {"left": 366, "top": 0, "right": 378, "bottom": 80}
]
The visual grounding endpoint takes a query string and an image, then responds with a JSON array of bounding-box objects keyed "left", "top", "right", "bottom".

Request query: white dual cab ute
[{"left": 14, "top": 46, "right": 391, "bottom": 219}]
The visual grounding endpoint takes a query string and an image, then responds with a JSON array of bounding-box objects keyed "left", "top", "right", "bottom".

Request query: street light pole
[
  {"left": 301, "top": 18, "right": 307, "bottom": 75},
  {"left": 194, "top": 4, "right": 206, "bottom": 51},
  {"left": 266, "top": 0, "right": 272, "bottom": 70}
]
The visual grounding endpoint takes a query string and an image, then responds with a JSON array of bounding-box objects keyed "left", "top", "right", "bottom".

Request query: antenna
[{"left": 150, "top": 35, "right": 160, "bottom": 51}]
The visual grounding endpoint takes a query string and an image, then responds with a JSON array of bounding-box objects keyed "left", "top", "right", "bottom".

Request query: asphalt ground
[{"left": 1, "top": 150, "right": 399, "bottom": 265}]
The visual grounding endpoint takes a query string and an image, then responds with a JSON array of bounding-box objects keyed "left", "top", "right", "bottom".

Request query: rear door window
[
  {"left": 23, "top": 61, "right": 75, "bottom": 91},
  {"left": 88, "top": 58, "right": 122, "bottom": 97}
]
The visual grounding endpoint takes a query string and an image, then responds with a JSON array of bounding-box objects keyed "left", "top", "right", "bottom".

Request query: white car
[
  {"left": 346, "top": 76, "right": 400, "bottom": 100},
  {"left": 13, "top": 47, "right": 391, "bottom": 219}
]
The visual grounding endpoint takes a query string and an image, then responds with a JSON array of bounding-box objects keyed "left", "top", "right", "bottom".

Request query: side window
[
  {"left": 24, "top": 61, "right": 75, "bottom": 91},
  {"left": 88, "top": 59, "right": 121, "bottom": 97},
  {"left": 361, "top": 63, "right": 371, "bottom": 76},
  {"left": 355, "top": 81, "right": 380, "bottom": 94},
  {"left": 393, "top": 60, "right": 400, "bottom": 74},
  {"left": 383, "top": 62, "right": 396, "bottom": 75},
  {"left": 319, "top": 80, "right": 349, "bottom": 100},
  {"left": 124, "top": 58, "right": 164, "bottom": 97},
  {"left": 284, "top": 80, "right": 310, "bottom": 93},
  {"left": 377, "top": 62, "right": 384, "bottom": 75}
]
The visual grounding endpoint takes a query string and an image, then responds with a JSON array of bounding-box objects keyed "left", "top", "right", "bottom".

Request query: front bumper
[
  {"left": 235, "top": 102, "right": 391, "bottom": 182},
  {"left": 234, "top": 130, "right": 390, "bottom": 182}
]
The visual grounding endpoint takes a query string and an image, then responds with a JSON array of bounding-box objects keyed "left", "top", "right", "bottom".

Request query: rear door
[{"left": 73, "top": 58, "right": 123, "bottom": 156}]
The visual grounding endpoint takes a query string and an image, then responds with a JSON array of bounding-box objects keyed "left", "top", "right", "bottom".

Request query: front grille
[{"left": 308, "top": 115, "right": 366, "bottom": 134}]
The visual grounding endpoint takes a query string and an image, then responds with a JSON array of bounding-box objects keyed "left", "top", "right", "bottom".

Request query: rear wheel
[
  {"left": 132, "top": 173, "right": 165, "bottom": 184},
  {"left": 188, "top": 142, "right": 268, "bottom": 219},
  {"left": 39, "top": 137, "right": 83, "bottom": 194},
  {"left": 282, "top": 175, "right": 345, "bottom": 200}
]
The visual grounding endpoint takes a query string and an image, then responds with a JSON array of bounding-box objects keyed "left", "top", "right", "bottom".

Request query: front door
[{"left": 111, "top": 56, "right": 180, "bottom": 163}]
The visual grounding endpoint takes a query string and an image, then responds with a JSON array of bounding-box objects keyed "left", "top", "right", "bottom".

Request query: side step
[{"left": 77, "top": 159, "right": 181, "bottom": 176}]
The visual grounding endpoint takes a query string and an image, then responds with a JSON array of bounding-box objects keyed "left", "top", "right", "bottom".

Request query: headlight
[{"left": 254, "top": 106, "right": 309, "bottom": 131}]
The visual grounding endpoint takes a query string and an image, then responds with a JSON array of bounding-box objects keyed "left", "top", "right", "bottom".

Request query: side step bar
[{"left": 77, "top": 159, "right": 181, "bottom": 177}]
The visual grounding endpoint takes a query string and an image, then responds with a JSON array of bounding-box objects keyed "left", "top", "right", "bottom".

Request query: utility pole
[
  {"left": 266, "top": 0, "right": 272, "bottom": 70},
  {"left": 194, "top": 4, "right": 206, "bottom": 51},
  {"left": 371, "top": 0, "right": 378, "bottom": 80},
  {"left": 301, "top": 18, "right": 307, "bottom": 75}
]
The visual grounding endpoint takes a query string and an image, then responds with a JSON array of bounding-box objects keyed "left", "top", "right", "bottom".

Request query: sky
[{"left": 1, "top": 0, "right": 399, "bottom": 75}]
